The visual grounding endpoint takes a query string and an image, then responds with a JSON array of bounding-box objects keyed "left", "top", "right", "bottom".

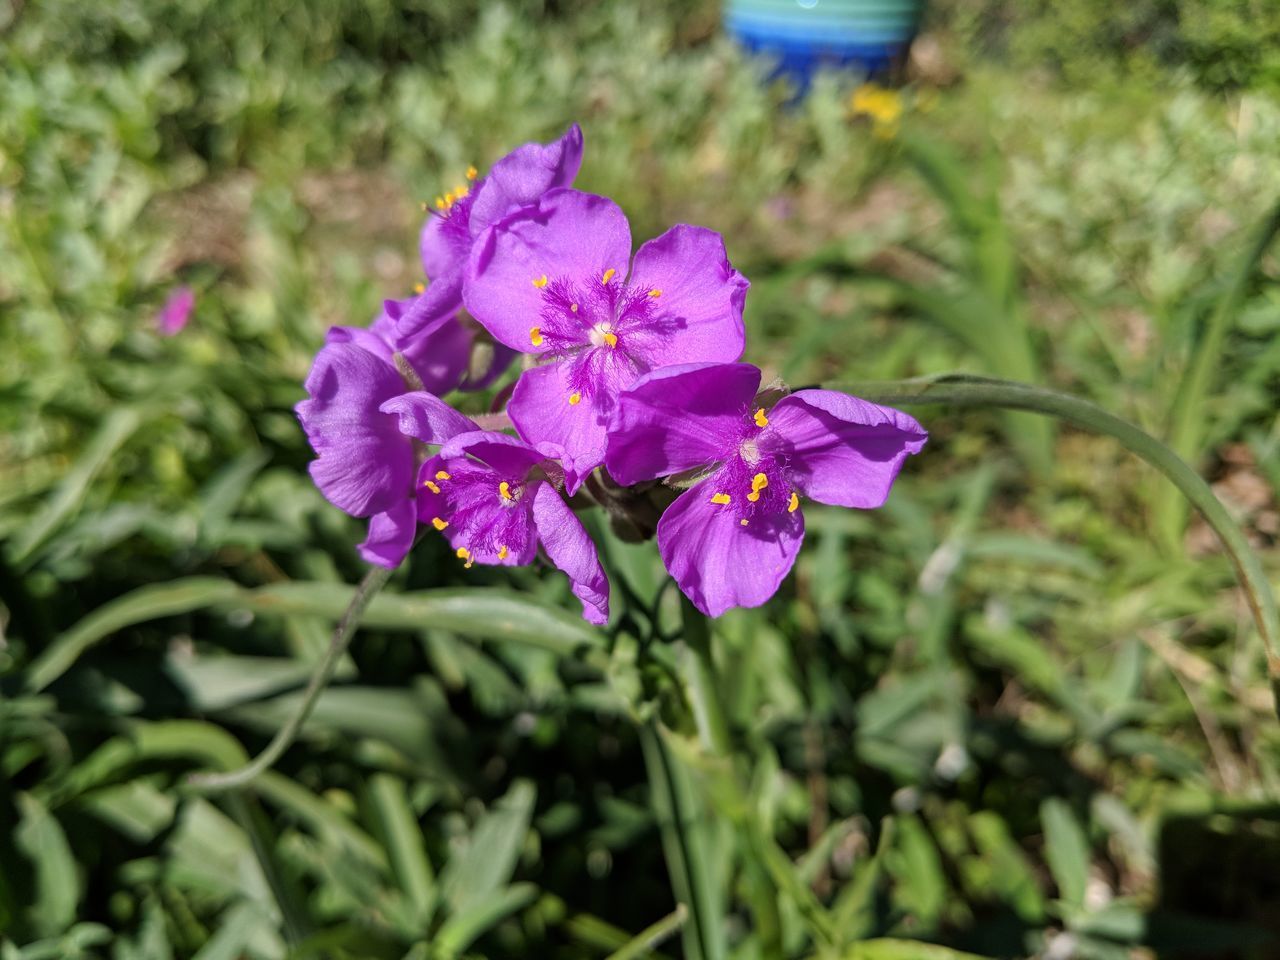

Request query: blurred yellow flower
[{"left": 850, "top": 83, "right": 903, "bottom": 139}]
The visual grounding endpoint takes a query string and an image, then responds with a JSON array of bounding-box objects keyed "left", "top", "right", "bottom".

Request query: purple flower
[
  {"left": 330, "top": 297, "right": 473, "bottom": 396},
  {"left": 417, "top": 431, "right": 610, "bottom": 625},
  {"left": 398, "top": 124, "right": 585, "bottom": 341},
  {"left": 464, "top": 189, "right": 749, "bottom": 494},
  {"left": 296, "top": 338, "right": 476, "bottom": 568},
  {"left": 605, "top": 363, "right": 927, "bottom": 617},
  {"left": 156, "top": 285, "right": 195, "bottom": 335}
]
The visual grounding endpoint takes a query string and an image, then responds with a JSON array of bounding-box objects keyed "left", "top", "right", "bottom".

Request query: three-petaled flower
[
  {"left": 418, "top": 431, "right": 610, "bottom": 625},
  {"left": 605, "top": 362, "right": 927, "bottom": 616},
  {"left": 464, "top": 188, "right": 748, "bottom": 493}
]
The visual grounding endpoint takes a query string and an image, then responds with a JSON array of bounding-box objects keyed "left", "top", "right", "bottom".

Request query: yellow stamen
[
  {"left": 753, "top": 408, "right": 769, "bottom": 428},
  {"left": 533, "top": 275, "right": 548, "bottom": 288},
  {"left": 414, "top": 282, "right": 425, "bottom": 294},
  {"left": 454, "top": 183, "right": 468, "bottom": 199},
  {"left": 570, "top": 303, "right": 578, "bottom": 312},
  {"left": 435, "top": 196, "right": 446, "bottom": 209},
  {"left": 648, "top": 288, "right": 662, "bottom": 297},
  {"left": 456, "top": 546, "right": 473, "bottom": 568},
  {"left": 435, "top": 470, "right": 451, "bottom": 481},
  {"left": 710, "top": 492, "right": 731, "bottom": 505},
  {"left": 568, "top": 391, "right": 582, "bottom": 406},
  {"left": 788, "top": 491, "right": 799, "bottom": 513},
  {"left": 498, "top": 545, "right": 509, "bottom": 560},
  {"left": 746, "top": 472, "right": 769, "bottom": 503},
  {"left": 601, "top": 268, "right": 616, "bottom": 284},
  {"left": 603, "top": 331, "right": 618, "bottom": 348},
  {"left": 444, "top": 191, "right": 456, "bottom": 205},
  {"left": 466, "top": 165, "right": 479, "bottom": 180},
  {"left": 499, "top": 481, "right": 513, "bottom": 500},
  {"left": 423, "top": 480, "right": 441, "bottom": 494},
  {"left": 431, "top": 517, "right": 448, "bottom": 530},
  {"left": 740, "top": 519, "right": 750, "bottom": 527},
  {"left": 530, "top": 326, "right": 544, "bottom": 346}
]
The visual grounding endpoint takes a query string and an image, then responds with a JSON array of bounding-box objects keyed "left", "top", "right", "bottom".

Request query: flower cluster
[{"left": 297, "top": 125, "right": 927, "bottom": 622}]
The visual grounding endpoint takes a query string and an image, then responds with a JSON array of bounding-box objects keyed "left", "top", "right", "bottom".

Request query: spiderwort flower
[
  {"left": 417, "top": 431, "right": 610, "bottom": 624},
  {"left": 605, "top": 362, "right": 927, "bottom": 617},
  {"left": 296, "top": 339, "right": 476, "bottom": 567},
  {"left": 156, "top": 285, "right": 195, "bottom": 335},
  {"left": 464, "top": 188, "right": 749, "bottom": 494},
  {"left": 398, "top": 124, "right": 585, "bottom": 340}
]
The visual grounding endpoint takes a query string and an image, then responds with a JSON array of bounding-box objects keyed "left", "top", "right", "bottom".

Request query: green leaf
[
  {"left": 13, "top": 793, "right": 79, "bottom": 937},
  {"left": 24, "top": 577, "right": 241, "bottom": 693},
  {"left": 433, "top": 882, "right": 539, "bottom": 959},
  {"left": 367, "top": 773, "right": 436, "bottom": 930},
  {"left": 9, "top": 405, "right": 142, "bottom": 566},
  {"left": 815, "top": 939, "right": 994, "bottom": 960},
  {"left": 1040, "top": 798, "right": 1090, "bottom": 908},
  {"left": 439, "top": 779, "right": 536, "bottom": 915}
]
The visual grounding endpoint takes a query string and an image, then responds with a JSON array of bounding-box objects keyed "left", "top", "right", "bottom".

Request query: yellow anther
[
  {"left": 648, "top": 288, "right": 662, "bottom": 297},
  {"left": 740, "top": 518, "right": 750, "bottom": 527},
  {"left": 788, "top": 491, "right": 799, "bottom": 513},
  {"left": 746, "top": 472, "right": 769, "bottom": 503},
  {"left": 466, "top": 165, "right": 479, "bottom": 180},
  {"left": 454, "top": 183, "right": 469, "bottom": 199},
  {"left": 601, "top": 268, "right": 616, "bottom": 284},
  {"left": 456, "top": 546, "right": 473, "bottom": 569},
  {"left": 753, "top": 408, "right": 769, "bottom": 428},
  {"left": 435, "top": 470, "right": 451, "bottom": 481},
  {"left": 568, "top": 391, "right": 582, "bottom": 406},
  {"left": 420, "top": 201, "right": 429, "bottom": 211},
  {"left": 499, "top": 481, "right": 513, "bottom": 500},
  {"left": 498, "top": 545, "right": 509, "bottom": 560},
  {"left": 603, "top": 331, "right": 618, "bottom": 348},
  {"left": 414, "top": 282, "right": 425, "bottom": 294},
  {"left": 710, "top": 492, "right": 731, "bottom": 505},
  {"left": 423, "top": 480, "right": 441, "bottom": 494},
  {"left": 533, "top": 275, "right": 548, "bottom": 288},
  {"left": 435, "top": 196, "right": 446, "bottom": 209},
  {"left": 529, "top": 326, "right": 544, "bottom": 346},
  {"left": 444, "top": 191, "right": 456, "bottom": 205},
  {"left": 431, "top": 517, "right": 448, "bottom": 530}
]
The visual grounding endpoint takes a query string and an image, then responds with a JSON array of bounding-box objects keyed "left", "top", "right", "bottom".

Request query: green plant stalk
[
  {"left": 188, "top": 563, "right": 395, "bottom": 792},
  {"left": 1158, "top": 199, "right": 1280, "bottom": 547},
  {"left": 836, "top": 373, "right": 1280, "bottom": 701},
  {"left": 604, "top": 904, "right": 687, "bottom": 960}
]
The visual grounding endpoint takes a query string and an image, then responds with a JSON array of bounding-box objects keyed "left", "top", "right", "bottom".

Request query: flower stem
[
  {"left": 838, "top": 373, "right": 1280, "bottom": 703},
  {"left": 187, "top": 563, "right": 396, "bottom": 792},
  {"left": 680, "top": 594, "right": 732, "bottom": 755}
]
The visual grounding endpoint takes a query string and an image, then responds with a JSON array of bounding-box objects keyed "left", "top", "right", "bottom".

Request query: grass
[{"left": 2, "top": 1, "right": 1279, "bottom": 958}]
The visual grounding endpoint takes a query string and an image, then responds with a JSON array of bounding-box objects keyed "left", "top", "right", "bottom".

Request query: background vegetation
[{"left": 2, "top": 1, "right": 1279, "bottom": 957}]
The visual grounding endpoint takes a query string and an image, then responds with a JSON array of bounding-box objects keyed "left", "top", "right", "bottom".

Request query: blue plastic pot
[{"left": 724, "top": 0, "right": 926, "bottom": 86}]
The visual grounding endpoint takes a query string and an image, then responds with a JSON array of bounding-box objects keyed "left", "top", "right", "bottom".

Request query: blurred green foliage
[{"left": 2, "top": 1, "right": 1280, "bottom": 958}]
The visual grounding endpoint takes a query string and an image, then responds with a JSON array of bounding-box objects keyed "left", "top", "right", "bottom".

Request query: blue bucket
[{"left": 724, "top": 0, "right": 925, "bottom": 87}]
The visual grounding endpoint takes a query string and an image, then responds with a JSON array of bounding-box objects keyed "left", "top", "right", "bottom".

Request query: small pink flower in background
[{"left": 156, "top": 286, "right": 195, "bottom": 336}]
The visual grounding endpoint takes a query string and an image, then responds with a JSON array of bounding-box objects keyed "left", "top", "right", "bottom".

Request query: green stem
[
  {"left": 604, "top": 904, "right": 688, "bottom": 960},
  {"left": 836, "top": 373, "right": 1280, "bottom": 692},
  {"left": 680, "top": 594, "right": 732, "bottom": 756},
  {"left": 188, "top": 564, "right": 395, "bottom": 792}
]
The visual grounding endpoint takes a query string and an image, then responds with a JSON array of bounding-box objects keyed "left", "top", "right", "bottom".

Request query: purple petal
[
  {"left": 327, "top": 322, "right": 395, "bottom": 366},
  {"left": 532, "top": 482, "right": 610, "bottom": 625},
  {"left": 396, "top": 315, "right": 473, "bottom": 396},
  {"left": 626, "top": 226, "right": 747, "bottom": 365},
  {"left": 658, "top": 477, "right": 805, "bottom": 618},
  {"left": 156, "top": 286, "right": 195, "bottom": 336},
  {"left": 416, "top": 454, "right": 539, "bottom": 566},
  {"left": 509, "top": 362, "right": 608, "bottom": 496},
  {"left": 468, "top": 124, "right": 585, "bottom": 237},
  {"left": 605, "top": 362, "right": 761, "bottom": 486},
  {"left": 394, "top": 274, "right": 463, "bottom": 341},
  {"left": 358, "top": 499, "right": 418, "bottom": 568},
  {"left": 378, "top": 391, "right": 477, "bottom": 445},
  {"left": 296, "top": 341, "right": 413, "bottom": 517},
  {"left": 464, "top": 189, "right": 632, "bottom": 352},
  {"left": 761, "top": 390, "right": 927, "bottom": 509},
  {"left": 439, "top": 429, "right": 547, "bottom": 478}
]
